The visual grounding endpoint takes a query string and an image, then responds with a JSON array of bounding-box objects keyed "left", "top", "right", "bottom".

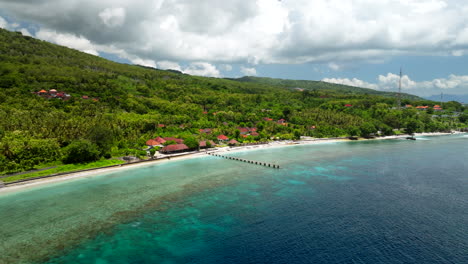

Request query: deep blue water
[{"left": 1, "top": 135, "right": 467, "bottom": 263}]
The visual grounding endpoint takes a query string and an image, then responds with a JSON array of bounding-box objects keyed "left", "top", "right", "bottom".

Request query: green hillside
[{"left": 0, "top": 28, "right": 466, "bottom": 176}]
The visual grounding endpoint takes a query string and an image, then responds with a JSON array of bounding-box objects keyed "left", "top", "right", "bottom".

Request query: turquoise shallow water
[{"left": 1, "top": 135, "right": 467, "bottom": 263}]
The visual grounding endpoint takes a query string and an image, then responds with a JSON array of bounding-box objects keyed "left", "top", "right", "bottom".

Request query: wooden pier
[{"left": 208, "top": 153, "right": 280, "bottom": 169}]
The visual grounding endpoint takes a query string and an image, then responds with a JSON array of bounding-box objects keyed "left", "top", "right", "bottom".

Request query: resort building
[
  {"left": 217, "top": 134, "right": 229, "bottom": 141},
  {"left": 199, "top": 140, "right": 216, "bottom": 148},
  {"left": 160, "top": 144, "right": 189, "bottom": 154}
]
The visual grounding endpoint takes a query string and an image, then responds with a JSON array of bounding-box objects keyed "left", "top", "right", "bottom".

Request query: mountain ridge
[{"left": 229, "top": 76, "right": 423, "bottom": 100}]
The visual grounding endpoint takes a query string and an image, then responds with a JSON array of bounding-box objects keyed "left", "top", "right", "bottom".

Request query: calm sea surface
[{"left": 0, "top": 135, "right": 467, "bottom": 264}]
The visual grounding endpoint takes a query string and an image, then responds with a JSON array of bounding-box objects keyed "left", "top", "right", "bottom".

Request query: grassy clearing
[{"left": 2, "top": 159, "right": 125, "bottom": 183}]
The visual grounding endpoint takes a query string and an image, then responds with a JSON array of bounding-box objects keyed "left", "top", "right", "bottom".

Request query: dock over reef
[{"left": 208, "top": 153, "right": 280, "bottom": 169}]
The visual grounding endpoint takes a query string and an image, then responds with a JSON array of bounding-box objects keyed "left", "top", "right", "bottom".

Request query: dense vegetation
[{"left": 1, "top": 28, "right": 467, "bottom": 176}]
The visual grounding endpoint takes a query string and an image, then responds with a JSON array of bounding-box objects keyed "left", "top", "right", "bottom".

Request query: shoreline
[{"left": 0, "top": 132, "right": 464, "bottom": 194}]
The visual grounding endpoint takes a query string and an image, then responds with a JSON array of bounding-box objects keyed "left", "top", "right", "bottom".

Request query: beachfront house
[
  {"left": 146, "top": 136, "right": 167, "bottom": 147},
  {"left": 160, "top": 144, "right": 189, "bottom": 154},
  {"left": 217, "top": 135, "right": 229, "bottom": 142},
  {"left": 228, "top": 139, "right": 239, "bottom": 146},
  {"left": 199, "top": 140, "right": 216, "bottom": 149},
  {"left": 146, "top": 139, "right": 159, "bottom": 147}
]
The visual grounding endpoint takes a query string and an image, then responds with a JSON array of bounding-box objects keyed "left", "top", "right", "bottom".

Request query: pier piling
[{"left": 209, "top": 153, "right": 279, "bottom": 169}]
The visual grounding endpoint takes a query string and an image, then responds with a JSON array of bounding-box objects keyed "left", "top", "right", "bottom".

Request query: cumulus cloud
[
  {"left": 322, "top": 77, "right": 378, "bottom": 90},
  {"left": 183, "top": 62, "right": 220, "bottom": 77},
  {"left": 220, "top": 64, "right": 233, "bottom": 72},
  {"left": 0, "top": 16, "right": 8, "bottom": 28},
  {"left": 240, "top": 66, "right": 257, "bottom": 76},
  {"left": 131, "top": 57, "right": 156, "bottom": 68},
  {"left": 99, "top": 7, "right": 126, "bottom": 28},
  {"left": 36, "top": 28, "right": 99, "bottom": 56},
  {"left": 156, "top": 60, "right": 182, "bottom": 71},
  {"left": 327, "top": 62, "right": 343, "bottom": 71},
  {"left": 323, "top": 73, "right": 468, "bottom": 96},
  {"left": 3, "top": 0, "right": 467, "bottom": 66},
  {"left": 19, "top": 28, "right": 32, "bottom": 36},
  {"left": 1, "top": 1, "right": 468, "bottom": 69}
]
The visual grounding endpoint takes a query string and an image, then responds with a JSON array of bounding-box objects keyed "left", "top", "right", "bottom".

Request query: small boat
[
  {"left": 406, "top": 136, "right": 416, "bottom": 140},
  {"left": 348, "top": 136, "right": 359, "bottom": 140}
]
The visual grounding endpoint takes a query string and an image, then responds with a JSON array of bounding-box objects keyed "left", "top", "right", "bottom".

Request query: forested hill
[
  {"left": 0, "top": 28, "right": 466, "bottom": 176},
  {"left": 232, "top": 76, "right": 422, "bottom": 100}
]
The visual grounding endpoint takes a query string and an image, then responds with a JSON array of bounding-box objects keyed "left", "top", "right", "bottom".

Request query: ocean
[{"left": 0, "top": 135, "right": 467, "bottom": 264}]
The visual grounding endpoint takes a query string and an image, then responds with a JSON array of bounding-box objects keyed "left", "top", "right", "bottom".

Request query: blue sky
[{"left": 1, "top": 0, "right": 468, "bottom": 97}]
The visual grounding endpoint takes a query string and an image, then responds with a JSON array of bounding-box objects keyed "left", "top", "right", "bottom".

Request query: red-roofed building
[
  {"left": 160, "top": 144, "right": 189, "bottom": 154},
  {"left": 250, "top": 132, "right": 259, "bottom": 137},
  {"left": 228, "top": 139, "right": 239, "bottom": 146},
  {"left": 39, "top": 89, "right": 47, "bottom": 94},
  {"left": 238, "top": 127, "right": 250, "bottom": 134},
  {"left": 344, "top": 104, "right": 353, "bottom": 107},
  {"left": 405, "top": 104, "right": 413, "bottom": 108},
  {"left": 433, "top": 105, "right": 443, "bottom": 111},
  {"left": 277, "top": 119, "right": 286, "bottom": 124},
  {"left": 154, "top": 136, "right": 166, "bottom": 144},
  {"left": 158, "top": 124, "right": 165, "bottom": 128},
  {"left": 82, "top": 95, "right": 89, "bottom": 99},
  {"left": 199, "top": 128, "right": 212, "bottom": 134},
  {"left": 263, "top": 117, "right": 273, "bottom": 121},
  {"left": 199, "top": 140, "right": 216, "bottom": 148},
  {"left": 217, "top": 134, "right": 229, "bottom": 141},
  {"left": 146, "top": 136, "right": 167, "bottom": 146},
  {"left": 146, "top": 139, "right": 159, "bottom": 146},
  {"left": 416, "top": 106, "right": 429, "bottom": 110}
]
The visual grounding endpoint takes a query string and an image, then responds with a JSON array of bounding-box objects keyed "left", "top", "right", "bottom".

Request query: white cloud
[
  {"left": 322, "top": 77, "right": 378, "bottom": 90},
  {"left": 323, "top": 73, "right": 468, "bottom": 96},
  {"left": 240, "top": 66, "right": 257, "bottom": 76},
  {"left": 131, "top": 57, "right": 156, "bottom": 68},
  {"left": 36, "top": 29, "right": 99, "bottom": 56},
  {"left": 156, "top": 60, "right": 182, "bottom": 71},
  {"left": 99, "top": 7, "right": 126, "bottom": 28},
  {"left": 0, "top": 16, "right": 7, "bottom": 28},
  {"left": 327, "top": 62, "right": 342, "bottom": 71},
  {"left": 183, "top": 62, "right": 220, "bottom": 77},
  {"left": 20, "top": 28, "right": 32, "bottom": 36},
  {"left": 1, "top": 0, "right": 468, "bottom": 67},
  {"left": 220, "top": 64, "right": 233, "bottom": 72}
]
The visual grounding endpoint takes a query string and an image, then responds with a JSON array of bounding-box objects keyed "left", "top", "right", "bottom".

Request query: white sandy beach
[{"left": 0, "top": 132, "right": 463, "bottom": 194}]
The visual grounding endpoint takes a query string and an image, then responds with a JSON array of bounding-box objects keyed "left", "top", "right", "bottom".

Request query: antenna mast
[{"left": 397, "top": 67, "right": 402, "bottom": 110}]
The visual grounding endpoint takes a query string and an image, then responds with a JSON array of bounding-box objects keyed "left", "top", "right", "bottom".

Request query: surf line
[{"left": 208, "top": 153, "right": 280, "bottom": 169}]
